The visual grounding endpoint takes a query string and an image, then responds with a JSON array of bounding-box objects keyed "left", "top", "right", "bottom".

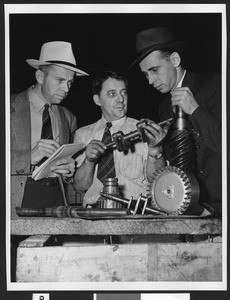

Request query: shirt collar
[
  {"left": 177, "top": 70, "right": 187, "bottom": 88},
  {"left": 28, "top": 86, "right": 48, "bottom": 113},
  {"left": 100, "top": 115, "right": 127, "bottom": 130}
]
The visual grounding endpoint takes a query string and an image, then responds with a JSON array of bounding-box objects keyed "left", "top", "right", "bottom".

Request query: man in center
[{"left": 73, "top": 70, "right": 168, "bottom": 207}]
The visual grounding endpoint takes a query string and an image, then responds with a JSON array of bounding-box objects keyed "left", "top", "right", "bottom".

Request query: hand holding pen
[{"left": 31, "top": 137, "right": 60, "bottom": 166}]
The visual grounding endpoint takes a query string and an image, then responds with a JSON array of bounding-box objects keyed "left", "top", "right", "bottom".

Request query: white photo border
[{"left": 5, "top": 3, "right": 227, "bottom": 291}]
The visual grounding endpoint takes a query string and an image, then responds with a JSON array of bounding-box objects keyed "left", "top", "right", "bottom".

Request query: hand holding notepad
[{"left": 32, "top": 143, "right": 85, "bottom": 180}]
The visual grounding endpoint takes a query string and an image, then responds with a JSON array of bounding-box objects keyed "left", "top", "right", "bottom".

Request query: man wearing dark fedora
[
  {"left": 10, "top": 41, "right": 88, "bottom": 218},
  {"left": 131, "top": 27, "right": 222, "bottom": 216}
]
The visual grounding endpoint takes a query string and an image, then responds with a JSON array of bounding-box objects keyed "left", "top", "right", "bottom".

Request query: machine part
[
  {"left": 174, "top": 105, "right": 188, "bottom": 130},
  {"left": 97, "top": 177, "right": 123, "bottom": 209},
  {"left": 169, "top": 106, "right": 197, "bottom": 174},
  {"left": 106, "top": 118, "right": 173, "bottom": 152},
  {"left": 16, "top": 206, "right": 130, "bottom": 218},
  {"left": 148, "top": 166, "right": 200, "bottom": 215},
  {"left": 169, "top": 129, "right": 197, "bottom": 173},
  {"left": 100, "top": 192, "right": 168, "bottom": 215},
  {"left": 136, "top": 119, "right": 150, "bottom": 142}
]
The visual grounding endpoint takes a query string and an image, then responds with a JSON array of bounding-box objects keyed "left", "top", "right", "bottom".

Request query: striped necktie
[
  {"left": 41, "top": 104, "right": 53, "bottom": 140},
  {"left": 37, "top": 104, "right": 53, "bottom": 166},
  {"left": 97, "top": 122, "right": 116, "bottom": 183}
]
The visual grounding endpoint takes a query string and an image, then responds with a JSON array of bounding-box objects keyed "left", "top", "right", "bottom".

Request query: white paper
[{"left": 32, "top": 143, "right": 85, "bottom": 180}]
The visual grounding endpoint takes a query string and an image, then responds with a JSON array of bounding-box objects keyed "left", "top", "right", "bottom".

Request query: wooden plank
[
  {"left": 11, "top": 217, "right": 222, "bottom": 236},
  {"left": 19, "top": 235, "right": 52, "bottom": 248},
  {"left": 16, "top": 244, "right": 149, "bottom": 282},
  {"left": 148, "top": 243, "right": 222, "bottom": 281},
  {"left": 16, "top": 242, "right": 222, "bottom": 282}
]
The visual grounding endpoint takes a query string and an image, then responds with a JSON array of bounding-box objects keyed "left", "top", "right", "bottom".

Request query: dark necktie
[
  {"left": 41, "top": 103, "right": 53, "bottom": 140},
  {"left": 37, "top": 104, "right": 53, "bottom": 166},
  {"left": 97, "top": 122, "right": 116, "bottom": 183}
]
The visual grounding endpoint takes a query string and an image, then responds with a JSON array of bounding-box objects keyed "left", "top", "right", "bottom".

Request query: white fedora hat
[{"left": 26, "top": 41, "right": 89, "bottom": 76}]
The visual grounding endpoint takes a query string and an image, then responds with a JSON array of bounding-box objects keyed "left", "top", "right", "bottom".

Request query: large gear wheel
[{"left": 148, "top": 166, "right": 200, "bottom": 215}]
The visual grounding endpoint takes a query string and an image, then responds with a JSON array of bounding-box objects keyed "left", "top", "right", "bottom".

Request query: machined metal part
[
  {"left": 169, "top": 106, "right": 197, "bottom": 174},
  {"left": 97, "top": 177, "right": 123, "bottom": 209},
  {"left": 16, "top": 206, "right": 130, "bottom": 218},
  {"left": 99, "top": 191, "right": 168, "bottom": 215},
  {"left": 147, "top": 166, "right": 200, "bottom": 215},
  {"left": 106, "top": 118, "right": 174, "bottom": 152}
]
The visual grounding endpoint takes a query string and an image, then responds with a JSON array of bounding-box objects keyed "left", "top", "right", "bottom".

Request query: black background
[
  {"left": 1, "top": 1, "right": 229, "bottom": 299},
  {"left": 10, "top": 12, "right": 221, "bottom": 126}
]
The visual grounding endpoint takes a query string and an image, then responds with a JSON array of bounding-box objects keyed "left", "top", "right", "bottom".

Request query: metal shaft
[
  {"left": 106, "top": 118, "right": 174, "bottom": 150},
  {"left": 100, "top": 192, "right": 168, "bottom": 215},
  {"left": 106, "top": 130, "right": 140, "bottom": 149},
  {"left": 16, "top": 206, "right": 130, "bottom": 218},
  {"left": 169, "top": 106, "right": 197, "bottom": 174}
]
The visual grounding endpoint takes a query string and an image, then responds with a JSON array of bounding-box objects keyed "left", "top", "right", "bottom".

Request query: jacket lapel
[
  {"left": 57, "top": 106, "right": 69, "bottom": 145},
  {"left": 182, "top": 71, "right": 195, "bottom": 92}
]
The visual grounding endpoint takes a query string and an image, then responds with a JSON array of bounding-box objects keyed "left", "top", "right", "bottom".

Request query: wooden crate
[{"left": 16, "top": 235, "right": 222, "bottom": 282}]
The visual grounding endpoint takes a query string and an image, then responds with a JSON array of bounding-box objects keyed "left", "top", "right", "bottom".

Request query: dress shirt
[
  {"left": 28, "top": 86, "right": 59, "bottom": 150},
  {"left": 178, "top": 70, "right": 186, "bottom": 88},
  {"left": 74, "top": 116, "right": 149, "bottom": 206},
  {"left": 28, "top": 86, "right": 60, "bottom": 176}
]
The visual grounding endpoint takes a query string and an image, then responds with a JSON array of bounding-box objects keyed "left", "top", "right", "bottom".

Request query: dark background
[
  {"left": 10, "top": 13, "right": 221, "bottom": 127},
  {"left": 1, "top": 3, "right": 229, "bottom": 300}
]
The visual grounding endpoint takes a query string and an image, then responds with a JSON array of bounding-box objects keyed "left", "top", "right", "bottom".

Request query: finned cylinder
[{"left": 98, "top": 177, "right": 123, "bottom": 209}]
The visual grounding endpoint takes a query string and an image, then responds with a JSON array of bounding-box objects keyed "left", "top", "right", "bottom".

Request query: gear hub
[{"left": 148, "top": 166, "right": 200, "bottom": 215}]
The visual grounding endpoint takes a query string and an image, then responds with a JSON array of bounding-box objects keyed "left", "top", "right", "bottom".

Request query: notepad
[{"left": 32, "top": 143, "right": 85, "bottom": 180}]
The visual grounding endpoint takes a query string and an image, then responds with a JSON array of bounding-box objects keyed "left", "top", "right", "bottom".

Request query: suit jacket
[
  {"left": 10, "top": 88, "right": 77, "bottom": 219},
  {"left": 159, "top": 71, "right": 222, "bottom": 215}
]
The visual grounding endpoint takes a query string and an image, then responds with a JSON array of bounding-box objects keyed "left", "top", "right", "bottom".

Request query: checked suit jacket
[{"left": 10, "top": 87, "right": 77, "bottom": 219}]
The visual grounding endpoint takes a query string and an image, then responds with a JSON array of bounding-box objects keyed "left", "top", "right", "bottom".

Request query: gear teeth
[{"left": 147, "top": 165, "right": 199, "bottom": 215}]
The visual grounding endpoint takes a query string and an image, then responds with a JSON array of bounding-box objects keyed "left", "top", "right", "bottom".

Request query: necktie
[
  {"left": 97, "top": 122, "right": 116, "bottom": 183},
  {"left": 41, "top": 104, "right": 53, "bottom": 140},
  {"left": 37, "top": 104, "right": 53, "bottom": 166}
]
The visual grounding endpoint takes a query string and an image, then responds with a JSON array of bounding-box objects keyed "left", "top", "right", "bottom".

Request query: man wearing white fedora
[{"left": 10, "top": 41, "right": 88, "bottom": 217}]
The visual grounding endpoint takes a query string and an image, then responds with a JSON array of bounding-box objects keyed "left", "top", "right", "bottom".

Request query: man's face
[
  {"left": 40, "top": 65, "right": 75, "bottom": 104},
  {"left": 139, "top": 50, "right": 178, "bottom": 93},
  {"left": 94, "top": 78, "right": 128, "bottom": 122}
]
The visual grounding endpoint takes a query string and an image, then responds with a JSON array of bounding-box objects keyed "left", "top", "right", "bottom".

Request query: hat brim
[
  {"left": 129, "top": 40, "right": 187, "bottom": 69},
  {"left": 26, "top": 59, "right": 89, "bottom": 76}
]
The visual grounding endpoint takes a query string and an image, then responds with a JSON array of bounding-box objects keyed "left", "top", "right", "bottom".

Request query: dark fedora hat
[{"left": 130, "top": 27, "right": 187, "bottom": 68}]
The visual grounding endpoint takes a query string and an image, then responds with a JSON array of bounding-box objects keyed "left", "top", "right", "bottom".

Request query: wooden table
[{"left": 11, "top": 217, "right": 222, "bottom": 282}]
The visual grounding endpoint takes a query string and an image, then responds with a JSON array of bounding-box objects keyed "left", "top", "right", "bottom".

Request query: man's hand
[
  {"left": 171, "top": 87, "right": 199, "bottom": 115},
  {"left": 51, "top": 157, "right": 76, "bottom": 178},
  {"left": 31, "top": 139, "right": 60, "bottom": 165},
  {"left": 140, "top": 118, "right": 169, "bottom": 149},
  {"left": 85, "top": 139, "right": 106, "bottom": 163}
]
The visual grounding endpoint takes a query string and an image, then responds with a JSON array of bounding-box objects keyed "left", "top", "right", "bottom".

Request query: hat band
[
  {"left": 46, "top": 60, "right": 77, "bottom": 68},
  {"left": 138, "top": 40, "right": 181, "bottom": 56},
  {"left": 137, "top": 42, "right": 174, "bottom": 57}
]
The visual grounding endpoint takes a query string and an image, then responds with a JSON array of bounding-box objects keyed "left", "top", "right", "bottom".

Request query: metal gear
[{"left": 147, "top": 166, "right": 200, "bottom": 215}]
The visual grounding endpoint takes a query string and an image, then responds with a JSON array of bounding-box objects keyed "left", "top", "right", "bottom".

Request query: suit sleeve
[
  {"left": 10, "top": 93, "right": 32, "bottom": 175},
  {"left": 189, "top": 74, "right": 221, "bottom": 154}
]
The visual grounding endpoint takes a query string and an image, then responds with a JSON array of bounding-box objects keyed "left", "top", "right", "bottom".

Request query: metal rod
[
  {"left": 106, "top": 118, "right": 174, "bottom": 150},
  {"left": 16, "top": 206, "right": 130, "bottom": 218},
  {"left": 99, "top": 192, "right": 168, "bottom": 215}
]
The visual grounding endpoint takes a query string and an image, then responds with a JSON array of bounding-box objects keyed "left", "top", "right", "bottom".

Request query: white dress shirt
[
  {"left": 74, "top": 116, "right": 149, "bottom": 205},
  {"left": 28, "top": 86, "right": 60, "bottom": 150}
]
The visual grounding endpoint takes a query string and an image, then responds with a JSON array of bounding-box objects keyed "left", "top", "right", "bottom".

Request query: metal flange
[{"left": 147, "top": 166, "right": 200, "bottom": 215}]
